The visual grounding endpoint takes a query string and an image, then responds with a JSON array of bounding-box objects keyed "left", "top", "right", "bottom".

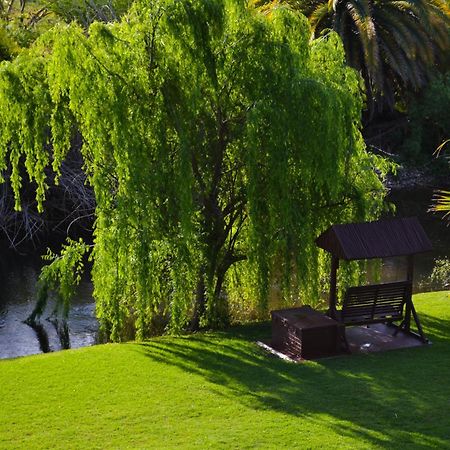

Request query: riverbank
[
  {"left": 1, "top": 291, "right": 449, "bottom": 449},
  {"left": 386, "top": 164, "right": 448, "bottom": 191}
]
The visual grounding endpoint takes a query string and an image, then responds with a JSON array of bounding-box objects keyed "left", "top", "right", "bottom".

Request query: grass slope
[{"left": 1, "top": 292, "right": 450, "bottom": 449}]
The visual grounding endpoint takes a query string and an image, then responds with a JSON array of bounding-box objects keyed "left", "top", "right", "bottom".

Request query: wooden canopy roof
[{"left": 315, "top": 217, "right": 432, "bottom": 261}]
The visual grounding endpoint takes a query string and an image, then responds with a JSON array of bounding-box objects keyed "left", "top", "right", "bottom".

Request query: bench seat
[
  {"left": 338, "top": 281, "right": 411, "bottom": 326},
  {"left": 335, "top": 280, "right": 427, "bottom": 348}
]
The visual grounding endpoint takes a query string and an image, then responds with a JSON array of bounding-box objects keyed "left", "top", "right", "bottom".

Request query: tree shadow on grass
[{"left": 136, "top": 313, "right": 450, "bottom": 448}]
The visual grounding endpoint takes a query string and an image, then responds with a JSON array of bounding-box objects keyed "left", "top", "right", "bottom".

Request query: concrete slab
[
  {"left": 345, "top": 323, "right": 429, "bottom": 354},
  {"left": 260, "top": 322, "right": 429, "bottom": 362}
]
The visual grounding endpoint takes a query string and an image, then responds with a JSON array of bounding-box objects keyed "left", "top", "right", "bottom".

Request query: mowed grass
[{"left": 1, "top": 292, "right": 450, "bottom": 449}]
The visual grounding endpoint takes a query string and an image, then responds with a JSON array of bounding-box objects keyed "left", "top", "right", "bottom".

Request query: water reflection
[
  {"left": 368, "top": 254, "right": 441, "bottom": 293},
  {"left": 0, "top": 250, "right": 97, "bottom": 360},
  {"left": 385, "top": 188, "right": 450, "bottom": 292}
]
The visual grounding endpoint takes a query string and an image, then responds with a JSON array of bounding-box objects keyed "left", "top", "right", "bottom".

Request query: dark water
[
  {"left": 381, "top": 188, "right": 450, "bottom": 292},
  {"left": 0, "top": 188, "right": 449, "bottom": 359},
  {"left": 0, "top": 251, "right": 97, "bottom": 360}
]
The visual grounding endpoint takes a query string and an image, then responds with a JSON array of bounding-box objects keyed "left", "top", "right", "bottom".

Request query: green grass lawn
[{"left": 1, "top": 291, "right": 449, "bottom": 449}]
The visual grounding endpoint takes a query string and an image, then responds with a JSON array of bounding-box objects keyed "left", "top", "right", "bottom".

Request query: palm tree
[
  {"left": 431, "top": 139, "right": 450, "bottom": 218},
  {"left": 256, "top": 0, "right": 449, "bottom": 114}
]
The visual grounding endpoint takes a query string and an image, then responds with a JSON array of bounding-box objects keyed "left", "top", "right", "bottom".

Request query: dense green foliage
[
  {"left": 431, "top": 258, "right": 450, "bottom": 287},
  {"left": 402, "top": 72, "right": 450, "bottom": 161},
  {"left": 0, "top": 0, "right": 129, "bottom": 62},
  {"left": 0, "top": 0, "right": 390, "bottom": 340},
  {"left": 0, "top": 0, "right": 53, "bottom": 60},
  {"left": 0, "top": 292, "right": 449, "bottom": 448},
  {"left": 259, "top": 0, "right": 450, "bottom": 113}
]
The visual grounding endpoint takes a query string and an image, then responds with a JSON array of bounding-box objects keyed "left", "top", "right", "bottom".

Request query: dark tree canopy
[{"left": 0, "top": 0, "right": 389, "bottom": 340}]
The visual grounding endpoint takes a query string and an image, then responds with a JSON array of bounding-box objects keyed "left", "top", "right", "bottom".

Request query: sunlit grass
[{"left": 0, "top": 291, "right": 449, "bottom": 449}]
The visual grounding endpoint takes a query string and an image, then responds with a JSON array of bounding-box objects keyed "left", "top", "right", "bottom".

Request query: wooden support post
[
  {"left": 410, "top": 301, "right": 428, "bottom": 343},
  {"left": 328, "top": 256, "right": 339, "bottom": 320},
  {"left": 405, "top": 255, "right": 414, "bottom": 332}
]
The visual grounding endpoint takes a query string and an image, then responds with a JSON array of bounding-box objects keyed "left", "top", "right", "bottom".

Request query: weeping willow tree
[{"left": 0, "top": 0, "right": 390, "bottom": 340}]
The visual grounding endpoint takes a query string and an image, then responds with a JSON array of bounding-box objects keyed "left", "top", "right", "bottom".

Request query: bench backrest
[{"left": 341, "top": 281, "right": 412, "bottom": 325}]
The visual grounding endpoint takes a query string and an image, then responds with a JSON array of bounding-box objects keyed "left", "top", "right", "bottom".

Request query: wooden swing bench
[
  {"left": 336, "top": 280, "right": 428, "bottom": 345},
  {"left": 316, "top": 217, "right": 433, "bottom": 354}
]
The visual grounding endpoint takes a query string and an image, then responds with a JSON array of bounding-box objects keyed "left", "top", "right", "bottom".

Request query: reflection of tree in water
[
  {"left": 23, "top": 319, "right": 51, "bottom": 353},
  {"left": 48, "top": 317, "right": 71, "bottom": 350},
  {"left": 0, "top": 307, "right": 6, "bottom": 328},
  {"left": 24, "top": 316, "right": 71, "bottom": 352}
]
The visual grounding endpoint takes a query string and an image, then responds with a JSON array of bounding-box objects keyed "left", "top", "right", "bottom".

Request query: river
[
  {"left": 0, "top": 250, "right": 97, "bottom": 359},
  {"left": 0, "top": 188, "right": 449, "bottom": 359}
]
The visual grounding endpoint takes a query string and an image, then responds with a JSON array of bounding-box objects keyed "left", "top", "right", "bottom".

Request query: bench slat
[
  {"left": 345, "top": 306, "right": 403, "bottom": 313},
  {"left": 340, "top": 281, "right": 411, "bottom": 326}
]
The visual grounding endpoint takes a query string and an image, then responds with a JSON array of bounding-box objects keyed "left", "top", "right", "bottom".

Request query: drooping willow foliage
[
  {"left": 26, "top": 238, "right": 90, "bottom": 323},
  {"left": 0, "top": 0, "right": 391, "bottom": 341}
]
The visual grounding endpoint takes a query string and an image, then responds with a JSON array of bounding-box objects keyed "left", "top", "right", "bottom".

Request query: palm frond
[
  {"left": 345, "top": 0, "right": 381, "bottom": 85},
  {"left": 286, "top": 0, "right": 449, "bottom": 109},
  {"left": 434, "top": 139, "right": 450, "bottom": 157},
  {"left": 431, "top": 190, "right": 450, "bottom": 218},
  {"left": 309, "top": 1, "right": 331, "bottom": 35}
]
